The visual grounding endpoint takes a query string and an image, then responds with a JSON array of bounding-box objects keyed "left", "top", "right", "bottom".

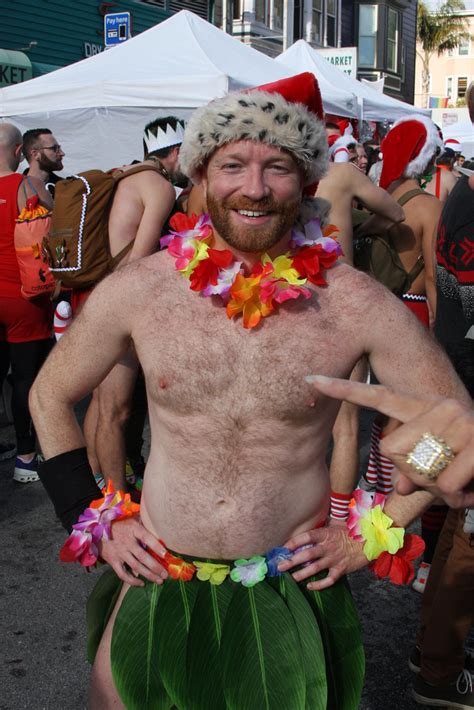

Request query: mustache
[{"left": 222, "top": 196, "right": 284, "bottom": 213}]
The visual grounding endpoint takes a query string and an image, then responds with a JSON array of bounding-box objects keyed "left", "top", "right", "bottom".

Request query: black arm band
[{"left": 38, "top": 447, "right": 102, "bottom": 532}]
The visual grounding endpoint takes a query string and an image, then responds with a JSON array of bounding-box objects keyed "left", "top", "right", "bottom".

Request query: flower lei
[
  {"left": 148, "top": 544, "right": 295, "bottom": 588},
  {"left": 160, "top": 212, "right": 342, "bottom": 329},
  {"left": 347, "top": 489, "right": 425, "bottom": 585},
  {"left": 59, "top": 482, "right": 140, "bottom": 567}
]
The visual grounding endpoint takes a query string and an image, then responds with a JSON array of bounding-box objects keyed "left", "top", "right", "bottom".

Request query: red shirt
[{"left": 0, "top": 173, "right": 23, "bottom": 298}]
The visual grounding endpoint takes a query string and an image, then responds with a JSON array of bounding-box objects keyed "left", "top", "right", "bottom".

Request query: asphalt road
[{"left": 0, "top": 407, "right": 451, "bottom": 710}]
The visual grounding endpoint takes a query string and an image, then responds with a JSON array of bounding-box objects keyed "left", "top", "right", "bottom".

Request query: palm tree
[{"left": 417, "top": 0, "right": 470, "bottom": 107}]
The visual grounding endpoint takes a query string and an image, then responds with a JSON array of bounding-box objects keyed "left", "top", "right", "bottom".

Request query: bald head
[
  {"left": 0, "top": 122, "right": 23, "bottom": 173},
  {"left": 0, "top": 122, "right": 22, "bottom": 147}
]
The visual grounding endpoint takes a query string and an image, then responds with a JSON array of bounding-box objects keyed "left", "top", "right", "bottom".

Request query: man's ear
[
  {"left": 15, "top": 144, "right": 24, "bottom": 160},
  {"left": 196, "top": 166, "right": 207, "bottom": 196}
]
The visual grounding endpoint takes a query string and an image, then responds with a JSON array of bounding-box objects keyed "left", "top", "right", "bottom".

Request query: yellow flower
[
  {"left": 193, "top": 561, "right": 230, "bottom": 585},
  {"left": 359, "top": 505, "right": 405, "bottom": 561},
  {"left": 262, "top": 253, "right": 307, "bottom": 286},
  {"left": 181, "top": 239, "right": 210, "bottom": 278}
]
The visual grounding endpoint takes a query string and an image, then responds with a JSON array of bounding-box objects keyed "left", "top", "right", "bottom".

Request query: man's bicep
[
  {"left": 366, "top": 289, "right": 470, "bottom": 403},
  {"left": 36, "top": 279, "right": 132, "bottom": 404},
  {"left": 355, "top": 174, "right": 403, "bottom": 222}
]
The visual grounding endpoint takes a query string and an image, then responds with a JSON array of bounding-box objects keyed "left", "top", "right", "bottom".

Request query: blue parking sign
[{"left": 104, "top": 12, "right": 131, "bottom": 47}]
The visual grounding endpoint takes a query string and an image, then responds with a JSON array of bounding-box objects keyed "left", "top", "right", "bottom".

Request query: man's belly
[{"left": 139, "top": 454, "right": 330, "bottom": 559}]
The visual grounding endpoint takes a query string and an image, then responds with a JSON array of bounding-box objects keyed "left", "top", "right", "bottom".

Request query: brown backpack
[
  {"left": 43, "top": 163, "right": 169, "bottom": 289},
  {"left": 353, "top": 188, "right": 427, "bottom": 296}
]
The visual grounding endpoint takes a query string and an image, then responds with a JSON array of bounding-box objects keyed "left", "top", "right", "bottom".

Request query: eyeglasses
[{"left": 39, "top": 144, "right": 62, "bottom": 153}]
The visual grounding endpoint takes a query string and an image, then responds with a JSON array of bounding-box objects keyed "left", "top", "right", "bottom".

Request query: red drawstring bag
[{"left": 14, "top": 179, "right": 56, "bottom": 300}]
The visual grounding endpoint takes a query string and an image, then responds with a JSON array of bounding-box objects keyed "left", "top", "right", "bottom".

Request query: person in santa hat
[
  {"left": 360, "top": 115, "right": 450, "bottom": 590},
  {"left": 29, "top": 74, "right": 468, "bottom": 709}
]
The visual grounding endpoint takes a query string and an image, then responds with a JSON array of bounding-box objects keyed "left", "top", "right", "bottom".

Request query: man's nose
[{"left": 242, "top": 166, "right": 270, "bottom": 200}]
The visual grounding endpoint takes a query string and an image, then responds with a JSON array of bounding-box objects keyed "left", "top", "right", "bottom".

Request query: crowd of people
[{"left": 0, "top": 72, "right": 473, "bottom": 709}]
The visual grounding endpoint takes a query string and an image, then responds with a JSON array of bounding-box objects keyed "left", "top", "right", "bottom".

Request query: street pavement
[{"left": 0, "top": 407, "right": 445, "bottom": 710}]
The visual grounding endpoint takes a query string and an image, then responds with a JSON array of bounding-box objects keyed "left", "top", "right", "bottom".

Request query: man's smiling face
[{"left": 202, "top": 140, "right": 304, "bottom": 254}]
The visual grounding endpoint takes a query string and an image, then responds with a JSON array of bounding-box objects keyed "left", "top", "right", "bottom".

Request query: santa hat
[
  {"left": 329, "top": 133, "right": 356, "bottom": 163},
  {"left": 379, "top": 115, "right": 442, "bottom": 189},
  {"left": 179, "top": 72, "right": 328, "bottom": 187},
  {"left": 444, "top": 137, "right": 461, "bottom": 152}
]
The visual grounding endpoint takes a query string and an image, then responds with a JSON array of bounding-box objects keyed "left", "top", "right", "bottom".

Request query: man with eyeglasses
[{"left": 22, "top": 128, "right": 65, "bottom": 199}]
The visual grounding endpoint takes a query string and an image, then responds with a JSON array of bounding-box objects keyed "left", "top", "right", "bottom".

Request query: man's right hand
[{"left": 99, "top": 517, "right": 169, "bottom": 587}]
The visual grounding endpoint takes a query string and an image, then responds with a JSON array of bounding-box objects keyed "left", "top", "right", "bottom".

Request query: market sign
[
  {"left": 104, "top": 12, "right": 131, "bottom": 48},
  {"left": 316, "top": 47, "right": 358, "bottom": 77},
  {"left": 0, "top": 49, "right": 32, "bottom": 87}
]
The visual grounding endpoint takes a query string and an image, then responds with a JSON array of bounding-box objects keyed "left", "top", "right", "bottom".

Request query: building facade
[
  {"left": 341, "top": 0, "right": 418, "bottom": 104},
  {"left": 0, "top": 0, "right": 172, "bottom": 85},
  {"left": 414, "top": 1, "right": 474, "bottom": 109}
]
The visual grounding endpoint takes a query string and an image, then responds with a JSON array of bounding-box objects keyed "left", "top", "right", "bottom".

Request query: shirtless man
[
  {"left": 316, "top": 160, "right": 405, "bottom": 521},
  {"left": 30, "top": 74, "right": 469, "bottom": 709},
  {"left": 82, "top": 116, "right": 184, "bottom": 488}
]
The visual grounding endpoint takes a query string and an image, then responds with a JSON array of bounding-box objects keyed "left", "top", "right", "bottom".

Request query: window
[
  {"left": 326, "top": 0, "right": 337, "bottom": 47},
  {"left": 312, "top": 0, "right": 323, "bottom": 45},
  {"left": 447, "top": 76, "right": 453, "bottom": 99},
  {"left": 272, "top": 0, "right": 284, "bottom": 30},
  {"left": 358, "top": 5, "right": 377, "bottom": 67},
  {"left": 458, "top": 37, "right": 470, "bottom": 56},
  {"left": 255, "top": 0, "right": 268, "bottom": 23},
  {"left": 457, "top": 76, "right": 468, "bottom": 100},
  {"left": 387, "top": 8, "right": 399, "bottom": 72}
]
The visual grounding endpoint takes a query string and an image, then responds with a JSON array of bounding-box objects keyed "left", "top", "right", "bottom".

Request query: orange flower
[
  {"left": 226, "top": 270, "right": 274, "bottom": 329},
  {"left": 164, "top": 553, "right": 196, "bottom": 581}
]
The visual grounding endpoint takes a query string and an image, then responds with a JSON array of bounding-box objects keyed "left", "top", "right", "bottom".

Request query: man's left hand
[{"left": 278, "top": 525, "right": 368, "bottom": 591}]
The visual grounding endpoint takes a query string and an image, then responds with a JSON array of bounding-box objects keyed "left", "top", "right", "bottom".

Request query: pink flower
[{"left": 347, "top": 489, "right": 386, "bottom": 541}]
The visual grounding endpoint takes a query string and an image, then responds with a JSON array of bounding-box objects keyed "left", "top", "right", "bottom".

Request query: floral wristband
[
  {"left": 59, "top": 482, "right": 140, "bottom": 567},
  {"left": 347, "top": 489, "right": 425, "bottom": 585}
]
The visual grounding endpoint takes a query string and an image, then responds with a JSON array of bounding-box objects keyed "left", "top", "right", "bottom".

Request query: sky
[{"left": 424, "top": 0, "right": 474, "bottom": 9}]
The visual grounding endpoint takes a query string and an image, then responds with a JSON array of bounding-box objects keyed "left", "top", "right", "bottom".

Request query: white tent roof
[
  {"left": 0, "top": 11, "right": 356, "bottom": 118},
  {"left": 0, "top": 12, "right": 357, "bottom": 171},
  {"left": 277, "top": 40, "right": 430, "bottom": 122}
]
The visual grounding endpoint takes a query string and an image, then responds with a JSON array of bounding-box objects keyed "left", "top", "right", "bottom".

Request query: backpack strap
[
  {"left": 395, "top": 188, "right": 428, "bottom": 286},
  {"left": 397, "top": 188, "right": 427, "bottom": 206},
  {"left": 22, "top": 175, "right": 38, "bottom": 199},
  {"left": 112, "top": 161, "right": 173, "bottom": 184},
  {"left": 109, "top": 240, "right": 134, "bottom": 270}
]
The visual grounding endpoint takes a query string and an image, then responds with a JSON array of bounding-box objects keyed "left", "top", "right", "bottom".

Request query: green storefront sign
[
  {"left": 0, "top": 49, "right": 32, "bottom": 87},
  {"left": 0, "top": 0, "right": 170, "bottom": 81}
]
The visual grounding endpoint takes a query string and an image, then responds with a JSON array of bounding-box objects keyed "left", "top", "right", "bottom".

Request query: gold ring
[{"left": 406, "top": 432, "right": 454, "bottom": 480}]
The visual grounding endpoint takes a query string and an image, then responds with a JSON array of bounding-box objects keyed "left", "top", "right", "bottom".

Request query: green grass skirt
[{"left": 87, "top": 558, "right": 365, "bottom": 710}]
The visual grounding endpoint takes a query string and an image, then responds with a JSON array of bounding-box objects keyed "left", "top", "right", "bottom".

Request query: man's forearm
[
  {"left": 383, "top": 487, "right": 435, "bottom": 529},
  {"left": 30, "top": 386, "right": 85, "bottom": 459}
]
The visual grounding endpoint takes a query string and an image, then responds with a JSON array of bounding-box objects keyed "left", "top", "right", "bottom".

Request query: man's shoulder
[{"left": 94, "top": 251, "right": 170, "bottom": 300}]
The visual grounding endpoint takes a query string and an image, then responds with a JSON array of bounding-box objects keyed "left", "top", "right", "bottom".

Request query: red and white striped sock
[
  {"left": 376, "top": 432, "right": 394, "bottom": 494},
  {"left": 330, "top": 491, "right": 352, "bottom": 521},
  {"left": 53, "top": 300, "right": 72, "bottom": 341},
  {"left": 365, "top": 421, "right": 382, "bottom": 487}
]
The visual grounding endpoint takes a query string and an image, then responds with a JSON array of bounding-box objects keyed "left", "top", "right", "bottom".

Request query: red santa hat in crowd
[
  {"left": 179, "top": 72, "right": 328, "bottom": 187},
  {"left": 379, "top": 115, "right": 443, "bottom": 190},
  {"left": 443, "top": 137, "right": 461, "bottom": 152},
  {"left": 329, "top": 132, "right": 356, "bottom": 163}
]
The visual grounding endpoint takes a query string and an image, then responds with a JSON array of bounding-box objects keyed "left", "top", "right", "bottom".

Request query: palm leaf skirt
[{"left": 87, "top": 562, "right": 365, "bottom": 710}]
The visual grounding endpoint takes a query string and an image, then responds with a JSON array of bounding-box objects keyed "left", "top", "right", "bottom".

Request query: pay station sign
[{"left": 104, "top": 12, "right": 131, "bottom": 47}]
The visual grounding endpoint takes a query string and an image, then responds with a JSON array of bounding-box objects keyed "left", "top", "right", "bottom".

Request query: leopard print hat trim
[{"left": 179, "top": 89, "right": 328, "bottom": 186}]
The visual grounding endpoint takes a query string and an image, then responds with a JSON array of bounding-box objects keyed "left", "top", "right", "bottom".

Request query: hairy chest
[{"left": 132, "top": 278, "right": 361, "bottom": 419}]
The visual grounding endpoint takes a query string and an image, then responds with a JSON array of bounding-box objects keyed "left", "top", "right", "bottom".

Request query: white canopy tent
[
  {"left": 277, "top": 40, "right": 430, "bottom": 123},
  {"left": 0, "top": 11, "right": 355, "bottom": 172},
  {"left": 442, "top": 120, "right": 474, "bottom": 160}
]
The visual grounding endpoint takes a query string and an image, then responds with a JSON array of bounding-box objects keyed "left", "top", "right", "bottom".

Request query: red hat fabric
[
  {"left": 251, "top": 72, "right": 324, "bottom": 124},
  {"left": 379, "top": 115, "right": 442, "bottom": 190}
]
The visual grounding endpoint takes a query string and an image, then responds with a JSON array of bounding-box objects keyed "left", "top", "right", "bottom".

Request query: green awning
[
  {"left": 0, "top": 49, "right": 32, "bottom": 87},
  {"left": 32, "top": 61, "right": 61, "bottom": 78}
]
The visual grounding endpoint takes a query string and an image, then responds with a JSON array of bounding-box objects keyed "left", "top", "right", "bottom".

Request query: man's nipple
[{"left": 159, "top": 378, "right": 168, "bottom": 389}]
